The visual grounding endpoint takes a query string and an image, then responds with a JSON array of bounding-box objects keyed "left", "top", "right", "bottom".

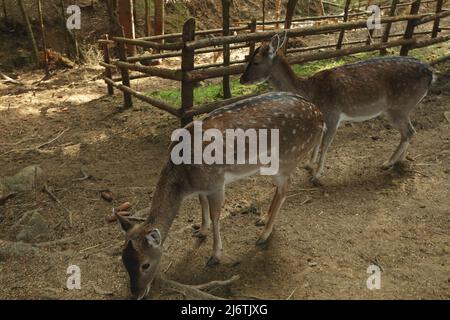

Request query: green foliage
[{"left": 149, "top": 79, "right": 269, "bottom": 108}]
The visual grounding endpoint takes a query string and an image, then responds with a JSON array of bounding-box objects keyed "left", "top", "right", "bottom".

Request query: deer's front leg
[{"left": 206, "top": 189, "right": 224, "bottom": 266}]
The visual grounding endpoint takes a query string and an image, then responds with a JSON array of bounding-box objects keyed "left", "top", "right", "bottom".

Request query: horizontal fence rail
[{"left": 99, "top": 0, "right": 450, "bottom": 126}]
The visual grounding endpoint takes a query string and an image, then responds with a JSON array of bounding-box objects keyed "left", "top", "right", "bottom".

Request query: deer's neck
[
  {"left": 268, "top": 56, "right": 311, "bottom": 99},
  {"left": 145, "top": 161, "right": 185, "bottom": 244}
]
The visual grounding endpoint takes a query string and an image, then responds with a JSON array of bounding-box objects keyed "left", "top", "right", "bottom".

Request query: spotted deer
[
  {"left": 116, "top": 92, "right": 324, "bottom": 299},
  {"left": 240, "top": 33, "right": 434, "bottom": 182}
]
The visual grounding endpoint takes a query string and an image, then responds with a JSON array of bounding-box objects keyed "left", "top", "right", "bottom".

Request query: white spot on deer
[
  {"left": 291, "top": 146, "right": 297, "bottom": 153},
  {"left": 282, "top": 120, "right": 286, "bottom": 125},
  {"left": 292, "top": 129, "right": 297, "bottom": 134}
]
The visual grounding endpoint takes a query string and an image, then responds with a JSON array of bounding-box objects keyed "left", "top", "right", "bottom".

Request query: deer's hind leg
[
  {"left": 206, "top": 189, "right": 225, "bottom": 266},
  {"left": 192, "top": 194, "right": 211, "bottom": 241},
  {"left": 310, "top": 117, "right": 339, "bottom": 183},
  {"left": 383, "top": 112, "right": 416, "bottom": 169},
  {"left": 256, "top": 175, "right": 290, "bottom": 245}
]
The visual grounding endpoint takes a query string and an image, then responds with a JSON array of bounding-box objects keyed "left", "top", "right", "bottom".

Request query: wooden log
[
  {"left": 114, "top": 61, "right": 182, "bottom": 80},
  {"left": 400, "top": 0, "right": 421, "bottom": 56},
  {"left": 410, "top": 34, "right": 450, "bottom": 49},
  {"left": 126, "top": 44, "right": 249, "bottom": 63},
  {"left": 432, "top": 0, "right": 444, "bottom": 37},
  {"left": 193, "top": 59, "right": 247, "bottom": 71},
  {"left": 186, "top": 13, "right": 431, "bottom": 49},
  {"left": 415, "top": 9, "right": 450, "bottom": 25},
  {"left": 380, "top": 0, "right": 399, "bottom": 55},
  {"left": 111, "top": 37, "right": 184, "bottom": 50},
  {"left": 104, "top": 77, "right": 180, "bottom": 117},
  {"left": 103, "top": 35, "right": 114, "bottom": 95},
  {"left": 100, "top": 61, "right": 116, "bottom": 69},
  {"left": 112, "top": 73, "right": 151, "bottom": 82},
  {"left": 181, "top": 18, "right": 196, "bottom": 127},
  {"left": 222, "top": 0, "right": 231, "bottom": 99},
  {"left": 336, "top": 0, "right": 352, "bottom": 50},
  {"left": 137, "top": 25, "right": 249, "bottom": 42},
  {"left": 185, "top": 64, "right": 246, "bottom": 82},
  {"left": 289, "top": 38, "right": 417, "bottom": 64},
  {"left": 117, "top": 41, "right": 133, "bottom": 108}
]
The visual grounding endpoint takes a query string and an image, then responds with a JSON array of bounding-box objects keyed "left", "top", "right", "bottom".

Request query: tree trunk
[
  {"left": 145, "top": 0, "right": 152, "bottom": 36},
  {"left": 18, "top": 0, "right": 39, "bottom": 65},
  {"left": 37, "top": 0, "right": 49, "bottom": 76},
  {"left": 154, "top": 0, "right": 164, "bottom": 37},
  {"left": 118, "top": 0, "right": 136, "bottom": 55},
  {"left": 275, "top": 0, "right": 282, "bottom": 28}
]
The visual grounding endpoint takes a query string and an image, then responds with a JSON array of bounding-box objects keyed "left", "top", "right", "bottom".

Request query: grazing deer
[
  {"left": 116, "top": 92, "right": 324, "bottom": 299},
  {"left": 240, "top": 33, "right": 434, "bottom": 182}
]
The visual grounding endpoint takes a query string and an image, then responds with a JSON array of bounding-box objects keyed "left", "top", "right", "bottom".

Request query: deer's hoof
[
  {"left": 255, "top": 236, "right": 269, "bottom": 246},
  {"left": 309, "top": 176, "right": 323, "bottom": 187},
  {"left": 206, "top": 256, "right": 220, "bottom": 267},
  {"left": 255, "top": 218, "right": 266, "bottom": 227},
  {"left": 192, "top": 228, "right": 207, "bottom": 239},
  {"left": 381, "top": 163, "right": 394, "bottom": 170}
]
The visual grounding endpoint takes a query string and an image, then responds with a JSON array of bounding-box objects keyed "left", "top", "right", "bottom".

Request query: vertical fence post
[
  {"left": 248, "top": 17, "right": 257, "bottom": 57},
  {"left": 103, "top": 35, "right": 114, "bottom": 95},
  {"left": 222, "top": 0, "right": 231, "bottom": 99},
  {"left": 181, "top": 18, "right": 196, "bottom": 127},
  {"left": 118, "top": 40, "right": 133, "bottom": 108},
  {"left": 380, "top": 0, "right": 399, "bottom": 55},
  {"left": 336, "top": 0, "right": 352, "bottom": 50},
  {"left": 431, "top": 0, "right": 443, "bottom": 38},
  {"left": 400, "top": 0, "right": 421, "bottom": 56}
]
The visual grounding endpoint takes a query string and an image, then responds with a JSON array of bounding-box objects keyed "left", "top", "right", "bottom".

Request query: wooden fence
[{"left": 99, "top": 0, "right": 450, "bottom": 126}]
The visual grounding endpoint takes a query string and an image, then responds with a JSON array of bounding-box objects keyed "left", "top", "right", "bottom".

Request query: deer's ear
[
  {"left": 116, "top": 213, "right": 133, "bottom": 232},
  {"left": 145, "top": 229, "right": 161, "bottom": 248},
  {"left": 268, "top": 35, "right": 280, "bottom": 59}
]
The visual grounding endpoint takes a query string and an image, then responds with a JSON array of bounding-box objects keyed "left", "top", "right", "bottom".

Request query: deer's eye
[{"left": 141, "top": 263, "right": 150, "bottom": 271}]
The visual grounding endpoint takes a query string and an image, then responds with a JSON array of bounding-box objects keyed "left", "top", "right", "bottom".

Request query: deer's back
[
  {"left": 171, "top": 92, "right": 324, "bottom": 190},
  {"left": 307, "top": 56, "right": 433, "bottom": 117}
]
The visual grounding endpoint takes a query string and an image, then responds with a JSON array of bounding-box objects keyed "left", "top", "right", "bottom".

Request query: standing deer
[
  {"left": 116, "top": 92, "right": 324, "bottom": 299},
  {"left": 240, "top": 33, "right": 434, "bottom": 182}
]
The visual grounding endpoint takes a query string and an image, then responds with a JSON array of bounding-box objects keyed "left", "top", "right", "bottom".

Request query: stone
[{"left": 16, "top": 211, "right": 49, "bottom": 242}]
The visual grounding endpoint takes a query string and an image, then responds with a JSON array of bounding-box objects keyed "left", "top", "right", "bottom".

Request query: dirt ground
[{"left": 0, "top": 50, "right": 449, "bottom": 299}]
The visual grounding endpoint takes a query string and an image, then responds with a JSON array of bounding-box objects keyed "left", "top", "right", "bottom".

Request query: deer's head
[
  {"left": 117, "top": 214, "right": 162, "bottom": 300},
  {"left": 240, "top": 32, "right": 288, "bottom": 85}
]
